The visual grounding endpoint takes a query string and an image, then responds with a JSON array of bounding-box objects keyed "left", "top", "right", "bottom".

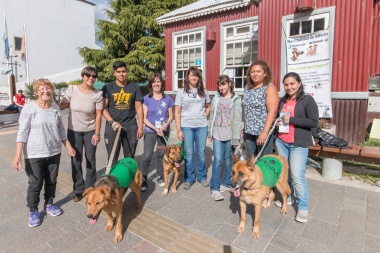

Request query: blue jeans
[
  {"left": 181, "top": 126, "right": 208, "bottom": 184},
  {"left": 275, "top": 138, "right": 309, "bottom": 211},
  {"left": 245, "top": 133, "right": 275, "bottom": 158},
  {"left": 210, "top": 139, "right": 233, "bottom": 192}
]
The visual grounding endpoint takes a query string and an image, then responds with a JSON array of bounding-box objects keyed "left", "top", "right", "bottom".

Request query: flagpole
[
  {"left": 23, "top": 22, "right": 30, "bottom": 85},
  {"left": 3, "top": 12, "right": 12, "bottom": 105}
]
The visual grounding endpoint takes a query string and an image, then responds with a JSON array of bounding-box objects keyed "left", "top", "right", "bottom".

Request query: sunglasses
[{"left": 84, "top": 73, "right": 98, "bottom": 79}]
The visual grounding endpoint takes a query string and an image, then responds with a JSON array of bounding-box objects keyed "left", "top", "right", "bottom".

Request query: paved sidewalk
[{"left": 1, "top": 113, "right": 380, "bottom": 252}]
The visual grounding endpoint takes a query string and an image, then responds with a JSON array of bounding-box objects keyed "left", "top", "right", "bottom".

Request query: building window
[
  {"left": 173, "top": 29, "right": 204, "bottom": 90},
  {"left": 286, "top": 13, "right": 328, "bottom": 37},
  {"left": 221, "top": 20, "right": 258, "bottom": 91},
  {"left": 14, "top": 37, "right": 22, "bottom": 51}
]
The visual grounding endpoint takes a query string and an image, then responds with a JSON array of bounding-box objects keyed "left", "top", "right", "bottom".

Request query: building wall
[
  {"left": 0, "top": 0, "right": 98, "bottom": 104},
  {"left": 162, "top": 0, "right": 380, "bottom": 144}
]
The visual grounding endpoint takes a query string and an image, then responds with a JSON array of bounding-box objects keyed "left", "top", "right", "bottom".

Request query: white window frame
[
  {"left": 220, "top": 17, "right": 258, "bottom": 91},
  {"left": 280, "top": 7, "right": 336, "bottom": 93},
  {"left": 172, "top": 27, "right": 205, "bottom": 91}
]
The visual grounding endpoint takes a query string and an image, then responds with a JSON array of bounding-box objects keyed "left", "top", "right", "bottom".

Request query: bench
[{"left": 309, "top": 145, "right": 380, "bottom": 166}]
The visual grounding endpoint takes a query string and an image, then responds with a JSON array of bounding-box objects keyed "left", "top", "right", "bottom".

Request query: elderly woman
[
  {"left": 59, "top": 66, "right": 103, "bottom": 202},
  {"left": 12, "top": 78, "right": 75, "bottom": 228}
]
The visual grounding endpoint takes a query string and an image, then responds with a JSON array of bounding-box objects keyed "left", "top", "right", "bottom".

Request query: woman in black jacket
[{"left": 274, "top": 72, "right": 318, "bottom": 223}]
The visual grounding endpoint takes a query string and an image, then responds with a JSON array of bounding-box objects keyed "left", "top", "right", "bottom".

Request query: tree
[{"left": 79, "top": 0, "right": 196, "bottom": 83}]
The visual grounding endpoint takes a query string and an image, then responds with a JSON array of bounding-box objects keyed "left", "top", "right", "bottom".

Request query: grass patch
[{"left": 361, "top": 139, "right": 380, "bottom": 148}]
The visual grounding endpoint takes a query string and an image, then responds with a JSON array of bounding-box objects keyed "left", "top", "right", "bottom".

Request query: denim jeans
[
  {"left": 245, "top": 133, "right": 275, "bottom": 158},
  {"left": 181, "top": 126, "right": 208, "bottom": 184},
  {"left": 275, "top": 138, "right": 309, "bottom": 211},
  {"left": 24, "top": 153, "right": 61, "bottom": 212},
  {"left": 210, "top": 139, "right": 233, "bottom": 192},
  {"left": 68, "top": 129, "right": 97, "bottom": 196},
  {"left": 141, "top": 131, "right": 169, "bottom": 181}
]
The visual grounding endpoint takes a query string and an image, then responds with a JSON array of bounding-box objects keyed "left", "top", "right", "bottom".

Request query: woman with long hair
[
  {"left": 174, "top": 66, "right": 211, "bottom": 190},
  {"left": 140, "top": 73, "right": 174, "bottom": 192}
]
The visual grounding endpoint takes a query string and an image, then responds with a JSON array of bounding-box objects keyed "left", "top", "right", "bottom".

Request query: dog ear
[
  {"left": 246, "top": 155, "right": 255, "bottom": 171},
  {"left": 165, "top": 145, "right": 172, "bottom": 157},
  {"left": 99, "top": 186, "right": 111, "bottom": 200},
  {"left": 232, "top": 153, "right": 239, "bottom": 164},
  {"left": 83, "top": 187, "right": 94, "bottom": 197}
]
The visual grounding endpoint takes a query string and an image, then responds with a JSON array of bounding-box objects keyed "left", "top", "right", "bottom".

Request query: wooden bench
[{"left": 308, "top": 145, "right": 380, "bottom": 166}]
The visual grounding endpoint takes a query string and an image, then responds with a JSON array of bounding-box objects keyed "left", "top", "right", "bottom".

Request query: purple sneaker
[
  {"left": 29, "top": 210, "right": 41, "bottom": 227},
  {"left": 44, "top": 204, "right": 63, "bottom": 217}
]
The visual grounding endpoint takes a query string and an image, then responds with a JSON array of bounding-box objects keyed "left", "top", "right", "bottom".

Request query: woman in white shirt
[{"left": 59, "top": 66, "right": 103, "bottom": 202}]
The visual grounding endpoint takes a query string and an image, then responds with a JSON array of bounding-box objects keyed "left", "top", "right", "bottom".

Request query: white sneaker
[
  {"left": 211, "top": 191, "right": 224, "bottom": 201},
  {"left": 274, "top": 199, "right": 293, "bottom": 208},
  {"left": 295, "top": 210, "right": 309, "bottom": 223},
  {"left": 219, "top": 185, "right": 230, "bottom": 193}
]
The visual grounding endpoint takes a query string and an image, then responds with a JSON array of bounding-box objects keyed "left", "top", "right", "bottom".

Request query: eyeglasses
[
  {"left": 84, "top": 73, "right": 98, "bottom": 79},
  {"left": 38, "top": 87, "right": 52, "bottom": 92}
]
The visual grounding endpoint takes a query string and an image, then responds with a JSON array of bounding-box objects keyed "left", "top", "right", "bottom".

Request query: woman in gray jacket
[{"left": 208, "top": 75, "right": 242, "bottom": 201}]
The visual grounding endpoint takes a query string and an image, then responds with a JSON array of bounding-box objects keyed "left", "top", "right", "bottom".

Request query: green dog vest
[
  {"left": 256, "top": 156, "right": 283, "bottom": 188},
  {"left": 108, "top": 158, "right": 138, "bottom": 187}
]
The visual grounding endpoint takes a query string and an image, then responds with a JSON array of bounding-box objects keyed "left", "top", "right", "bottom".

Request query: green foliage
[
  {"left": 68, "top": 79, "right": 82, "bottom": 85},
  {"left": 24, "top": 81, "right": 68, "bottom": 103},
  {"left": 79, "top": 0, "right": 196, "bottom": 83}
]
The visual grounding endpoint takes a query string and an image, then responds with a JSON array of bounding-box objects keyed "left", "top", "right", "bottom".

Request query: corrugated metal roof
[{"left": 156, "top": 0, "right": 251, "bottom": 25}]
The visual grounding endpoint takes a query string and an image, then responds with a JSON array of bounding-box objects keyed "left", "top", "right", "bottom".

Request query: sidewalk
[{"left": 1, "top": 114, "right": 380, "bottom": 253}]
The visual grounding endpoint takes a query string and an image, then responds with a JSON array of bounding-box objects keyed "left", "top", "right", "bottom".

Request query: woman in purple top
[{"left": 141, "top": 73, "right": 174, "bottom": 192}]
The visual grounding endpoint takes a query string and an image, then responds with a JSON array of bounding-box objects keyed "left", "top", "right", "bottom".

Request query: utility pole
[{"left": 2, "top": 52, "right": 19, "bottom": 103}]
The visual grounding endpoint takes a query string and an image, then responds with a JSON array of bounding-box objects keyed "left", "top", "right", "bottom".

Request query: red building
[{"left": 156, "top": 0, "right": 380, "bottom": 144}]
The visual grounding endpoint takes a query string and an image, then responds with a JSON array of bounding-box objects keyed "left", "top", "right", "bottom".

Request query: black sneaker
[{"left": 141, "top": 181, "right": 148, "bottom": 192}]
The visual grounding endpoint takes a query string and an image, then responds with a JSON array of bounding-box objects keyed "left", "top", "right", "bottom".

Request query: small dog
[
  {"left": 231, "top": 154, "right": 291, "bottom": 239},
  {"left": 290, "top": 47, "right": 304, "bottom": 61},
  {"left": 83, "top": 159, "right": 142, "bottom": 243},
  {"left": 307, "top": 44, "right": 318, "bottom": 56},
  {"left": 162, "top": 144, "right": 183, "bottom": 196}
]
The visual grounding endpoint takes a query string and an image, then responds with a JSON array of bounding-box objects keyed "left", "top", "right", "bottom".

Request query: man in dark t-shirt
[{"left": 102, "top": 61, "right": 143, "bottom": 165}]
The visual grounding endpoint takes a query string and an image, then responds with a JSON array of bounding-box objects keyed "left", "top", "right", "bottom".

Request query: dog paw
[
  {"left": 106, "top": 224, "right": 113, "bottom": 232},
  {"left": 162, "top": 189, "right": 169, "bottom": 196},
  {"left": 135, "top": 203, "right": 141, "bottom": 209},
  {"left": 237, "top": 226, "right": 245, "bottom": 234},
  {"left": 263, "top": 203, "right": 270, "bottom": 208},
  {"left": 172, "top": 189, "right": 177, "bottom": 194},
  {"left": 280, "top": 208, "right": 288, "bottom": 215},
  {"left": 114, "top": 234, "right": 122, "bottom": 243},
  {"left": 252, "top": 231, "right": 260, "bottom": 239}
]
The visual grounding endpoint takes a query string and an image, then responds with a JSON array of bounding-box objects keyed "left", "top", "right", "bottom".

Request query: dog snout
[{"left": 87, "top": 214, "right": 93, "bottom": 219}]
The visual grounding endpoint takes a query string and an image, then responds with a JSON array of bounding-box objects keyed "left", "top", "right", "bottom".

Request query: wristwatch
[{"left": 107, "top": 120, "right": 114, "bottom": 125}]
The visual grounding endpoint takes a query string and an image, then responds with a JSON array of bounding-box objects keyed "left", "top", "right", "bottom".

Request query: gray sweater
[
  {"left": 16, "top": 101, "right": 67, "bottom": 159},
  {"left": 208, "top": 93, "right": 242, "bottom": 146}
]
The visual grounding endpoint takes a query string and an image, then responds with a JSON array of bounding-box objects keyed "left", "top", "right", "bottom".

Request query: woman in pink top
[{"left": 59, "top": 66, "right": 103, "bottom": 202}]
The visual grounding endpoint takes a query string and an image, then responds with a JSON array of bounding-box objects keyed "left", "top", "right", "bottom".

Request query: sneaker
[
  {"left": 219, "top": 185, "right": 230, "bottom": 193},
  {"left": 183, "top": 182, "right": 191, "bottom": 190},
  {"left": 200, "top": 180, "right": 209, "bottom": 187},
  {"left": 274, "top": 199, "right": 293, "bottom": 208},
  {"left": 44, "top": 204, "right": 62, "bottom": 217},
  {"left": 141, "top": 181, "right": 148, "bottom": 192},
  {"left": 157, "top": 178, "right": 165, "bottom": 187},
  {"left": 211, "top": 191, "right": 224, "bottom": 201},
  {"left": 28, "top": 210, "right": 41, "bottom": 227},
  {"left": 295, "top": 210, "right": 309, "bottom": 223}
]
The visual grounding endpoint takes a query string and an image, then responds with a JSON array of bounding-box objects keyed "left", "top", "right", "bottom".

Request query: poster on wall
[{"left": 286, "top": 30, "right": 332, "bottom": 118}]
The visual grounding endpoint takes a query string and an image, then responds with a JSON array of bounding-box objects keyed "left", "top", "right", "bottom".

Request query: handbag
[{"left": 312, "top": 127, "right": 350, "bottom": 148}]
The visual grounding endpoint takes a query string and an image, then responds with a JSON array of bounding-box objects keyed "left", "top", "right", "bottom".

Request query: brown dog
[
  {"left": 162, "top": 144, "right": 183, "bottom": 196},
  {"left": 231, "top": 154, "right": 291, "bottom": 239},
  {"left": 82, "top": 170, "right": 142, "bottom": 243}
]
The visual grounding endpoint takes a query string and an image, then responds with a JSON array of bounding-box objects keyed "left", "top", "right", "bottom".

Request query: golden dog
[
  {"left": 82, "top": 171, "right": 142, "bottom": 243},
  {"left": 162, "top": 144, "right": 183, "bottom": 196},
  {"left": 231, "top": 154, "right": 291, "bottom": 239}
]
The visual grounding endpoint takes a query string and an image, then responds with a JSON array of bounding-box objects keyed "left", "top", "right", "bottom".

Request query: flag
[
  {"left": 3, "top": 12, "right": 9, "bottom": 61},
  {"left": 21, "top": 33, "right": 26, "bottom": 61}
]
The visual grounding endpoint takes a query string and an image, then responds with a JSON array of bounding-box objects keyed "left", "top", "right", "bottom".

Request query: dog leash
[
  {"left": 254, "top": 117, "right": 282, "bottom": 163},
  {"left": 105, "top": 127, "right": 122, "bottom": 175}
]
